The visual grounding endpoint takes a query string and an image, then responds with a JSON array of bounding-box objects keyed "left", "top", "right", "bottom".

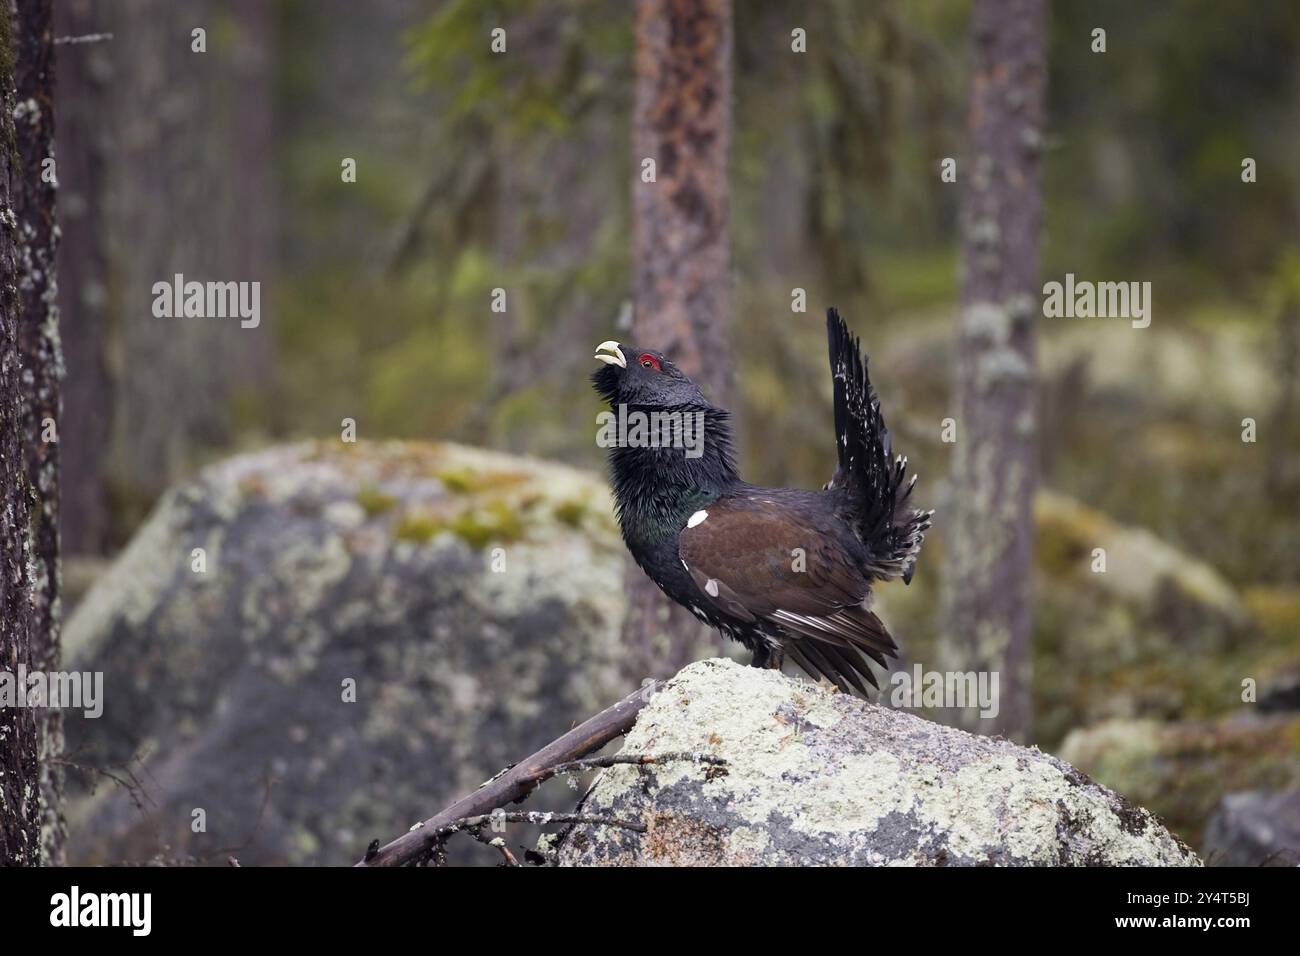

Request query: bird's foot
[{"left": 750, "top": 644, "right": 785, "bottom": 670}]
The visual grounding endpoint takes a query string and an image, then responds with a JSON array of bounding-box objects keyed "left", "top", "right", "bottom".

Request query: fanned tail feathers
[{"left": 826, "top": 308, "right": 933, "bottom": 584}]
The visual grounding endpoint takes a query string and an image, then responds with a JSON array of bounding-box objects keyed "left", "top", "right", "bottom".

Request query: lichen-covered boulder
[
  {"left": 554, "top": 659, "right": 1199, "bottom": 866},
  {"left": 62, "top": 440, "right": 633, "bottom": 865}
]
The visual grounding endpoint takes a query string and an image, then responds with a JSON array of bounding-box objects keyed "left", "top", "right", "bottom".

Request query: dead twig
[
  {"left": 54, "top": 33, "right": 114, "bottom": 45},
  {"left": 355, "top": 680, "right": 664, "bottom": 866},
  {"left": 468, "top": 830, "right": 519, "bottom": 867},
  {"left": 418, "top": 755, "right": 725, "bottom": 866},
  {"left": 431, "top": 810, "right": 647, "bottom": 838},
  {"left": 424, "top": 809, "right": 646, "bottom": 867},
  {"left": 53, "top": 752, "right": 153, "bottom": 814},
  {"left": 211, "top": 772, "right": 278, "bottom": 859},
  {"left": 542, "top": 751, "right": 725, "bottom": 783}
]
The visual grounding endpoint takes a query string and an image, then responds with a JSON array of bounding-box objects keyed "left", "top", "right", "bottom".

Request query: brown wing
[{"left": 678, "top": 494, "right": 897, "bottom": 693}]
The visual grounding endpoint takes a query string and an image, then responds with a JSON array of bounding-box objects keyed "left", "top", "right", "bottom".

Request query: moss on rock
[{"left": 62, "top": 440, "right": 633, "bottom": 866}]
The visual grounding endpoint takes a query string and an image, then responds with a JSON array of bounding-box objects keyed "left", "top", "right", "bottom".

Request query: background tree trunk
[
  {"left": 940, "top": 0, "right": 1047, "bottom": 741},
  {"left": 104, "top": 0, "right": 276, "bottom": 529},
  {"left": 224, "top": 0, "right": 276, "bottom": 397},
  {"left": 0, "top": 1, "right": 41, "bottom": 866},
  {"left": 623, "top": 0, "right": 734, "bottom": 680},
  {"left": 52, "top": 0, "right": 111, "bottom": 557},
  {"left": 632, "top": 0, "right": 733, "bottom": 406},
  {"left": 108, "top": 0, "right": 224, "bottom": 504},
  {"left": 13, "top": 0, "right": 64, "bottom": 865}
]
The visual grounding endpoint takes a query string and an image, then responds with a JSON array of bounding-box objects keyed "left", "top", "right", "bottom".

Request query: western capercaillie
[{"left": 592, "top": 308, "right": 932, "bottom": 695}]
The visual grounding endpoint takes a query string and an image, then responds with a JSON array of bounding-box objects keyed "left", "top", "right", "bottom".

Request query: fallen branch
[
  {"left": 355, "top": 680, "right": 663, "bottom": 866},
  {"left": 417, "top": 760, "right": 723, "bottom": 866}
]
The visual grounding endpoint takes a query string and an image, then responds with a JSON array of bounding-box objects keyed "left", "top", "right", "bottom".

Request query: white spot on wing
[
  {"left": 705, "top": 579, "right": 720, "bottom": 597},
  {"left": 687, "top": 510, "right": 708, "bottom": 528}
]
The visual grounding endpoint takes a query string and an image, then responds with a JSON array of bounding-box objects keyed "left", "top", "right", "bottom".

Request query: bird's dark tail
[{"left": 825, "top": 308, "right": 933, "bottom": 584}]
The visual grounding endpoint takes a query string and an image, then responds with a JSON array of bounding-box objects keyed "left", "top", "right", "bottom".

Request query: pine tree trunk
[
  {"left": 623, "top": 0, "right": 733, "bottom": 680},
  {"left": 632, "top": 0, "right": 733, "bottom": 406},
  {"left": 52, "top": 0, "right": 111, "bottom": 557},
  {"left": 0, "top": 1, "right": 41, "bottom": 866},
  {"left": 940, "top": 0, "right": 1047, "bottom": 741},
  {"left": 13, "top": 0, "right": 64, "bottom": 865},
  {"left": 108, "top": 0, "right": 221, "bottom": 501}
]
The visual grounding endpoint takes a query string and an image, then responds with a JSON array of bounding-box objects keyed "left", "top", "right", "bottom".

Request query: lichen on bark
[
  {"left": 13, "top": 0, "right": 65, "bottom": 866},
  {"left": 0, "top": 0, "right": 41, "bottom": 866},
  {"left": 940, "top": 0, "right": 1048, "bottom": 741}
]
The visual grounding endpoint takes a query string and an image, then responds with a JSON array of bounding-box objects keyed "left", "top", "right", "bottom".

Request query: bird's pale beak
[{"left": 593, "top": 340, "right": 626, "bottom": 368}]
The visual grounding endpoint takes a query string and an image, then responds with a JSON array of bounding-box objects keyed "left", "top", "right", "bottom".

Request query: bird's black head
[{"left": 591, "top": 340, "right": 710, "bottom": 408}]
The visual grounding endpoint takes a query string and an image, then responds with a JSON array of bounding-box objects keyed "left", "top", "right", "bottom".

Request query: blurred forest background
[
  {"left": 63, "top": 0, "right": 1300, "bottom": 555},
  {"left": 32, "top": 0, "right": 1300, "bottom": 864}
]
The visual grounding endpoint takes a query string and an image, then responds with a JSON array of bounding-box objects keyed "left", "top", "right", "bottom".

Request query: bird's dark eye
[{"left": 638, "top": 353, "right": 661, "bottom": 372}]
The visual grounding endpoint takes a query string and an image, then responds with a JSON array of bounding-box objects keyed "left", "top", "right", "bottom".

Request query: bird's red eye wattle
[{"left": 638, "top": 353, "right": 661, "bottom": 372}]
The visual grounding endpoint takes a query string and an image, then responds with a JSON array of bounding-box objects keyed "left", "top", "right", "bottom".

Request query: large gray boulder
[
  {"left": 63, "top": 440, "right": 635, "bottom": 865},
  {"left": 555, "top": 659, "right": 1199, "bottom": 866},
  {"left": 1203, "top": 789, "right": 1300, "bottom": 866}
]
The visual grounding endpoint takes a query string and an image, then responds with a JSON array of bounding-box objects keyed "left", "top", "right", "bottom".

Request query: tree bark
[
  {"left": 51, "top": 0, "right": 110, "bottom": 557},
  {"left": 13, "top": 0, "right": 63, "bottom": 865},
  {"left": 624, "top": 0, "right": 734, "bottom": 677},
  {"left": 940, "top": 0, "right": 1047, "bottom": 741},
  {"left": 0, "top": 0, "right": 41, "bottom": 866},
  {"left": 632, "top": 0, "right": 732, "bottom": 405}
]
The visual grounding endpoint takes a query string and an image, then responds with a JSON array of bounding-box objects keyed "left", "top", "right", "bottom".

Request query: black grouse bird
[{"left": 592, "top": 308, "right": 932, "bottom": 695}]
